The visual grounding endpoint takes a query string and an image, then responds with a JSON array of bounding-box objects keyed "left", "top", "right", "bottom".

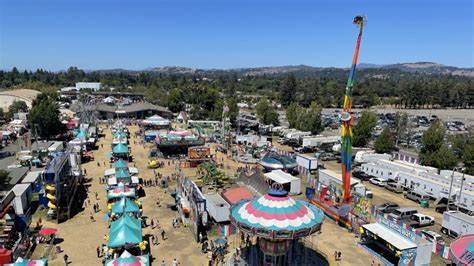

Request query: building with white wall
[{"left": 75, "top": 82, "right": 101, "bottom": 91}]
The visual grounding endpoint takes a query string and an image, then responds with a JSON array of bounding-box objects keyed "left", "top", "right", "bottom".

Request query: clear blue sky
[{"left": 0, "top": 0, "right": 472, "bottom": 71}]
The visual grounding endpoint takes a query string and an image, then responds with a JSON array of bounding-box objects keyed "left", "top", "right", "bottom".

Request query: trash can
[{"left": 420, "top": 200, "right": 429, "bottom": 208}]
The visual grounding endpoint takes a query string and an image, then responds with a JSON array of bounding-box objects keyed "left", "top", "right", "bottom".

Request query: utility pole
[{"left": 457, "top": 168, "right": 466, "bottom": 211}]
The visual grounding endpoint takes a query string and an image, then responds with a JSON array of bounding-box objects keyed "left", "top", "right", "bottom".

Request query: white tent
[
  {"left": 264, "top": 170, "right": 301, "bottom": 195},
  {"left": 142, "top": 115, "right": 170, "bottom": 126},
  {"left": 104, "top": 167, "right": 139, "bottom": 177}
]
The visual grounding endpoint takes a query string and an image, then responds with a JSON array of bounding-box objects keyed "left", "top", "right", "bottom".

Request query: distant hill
[{"left": 93, "top": 62, "right": 473, "bottom": 78}]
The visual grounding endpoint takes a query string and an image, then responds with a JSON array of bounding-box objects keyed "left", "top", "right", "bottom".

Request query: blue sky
[{"left": 0, "top": 0, "right": 472, "bottom": 70}]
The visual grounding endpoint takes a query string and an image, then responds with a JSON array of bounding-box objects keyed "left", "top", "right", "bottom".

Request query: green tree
[
  {"left": 419, "top": 122, "right": 458, "bottom": 169},
  {"left": 167, "top": 88, "right": 184, "bottom": 113},
  {"left": 286, "top": 102, "right": 299, "bottom": 128},
  {"left": 256, "top": 98, "right": 279, "bottom": 125},
  {"left": 280, "top": 75, "right": 296, "bottom": 107},
  {"left": 28, "top": 93, "right": 66, "bottom": 140},
  {"left": 0, "top": 108, "right": 5, "bottom": 121},
  {"left": 353, "top": 111, "right": 377, "bottom": 147},
  {"left": 226, "top": 98, "right": 239, "bottom": 128},
  {"left": 374, "top": 127, "right": 396, "bottom": 153},
  {"left": 297, "top": 101, "right": 323, "bottom": 134},
  {"left": 462, "top": 132, "right": 474, "bottom": 175},
  {"left": 7, "top": 100, "right": 28, "bottom": 119}
]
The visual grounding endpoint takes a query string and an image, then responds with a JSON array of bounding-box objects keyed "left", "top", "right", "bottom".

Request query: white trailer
[
  {"left": 264, "top": 170, "right": 301, "bottom": 195},
  {"left": 318, "top": 169, "right": 372, "bottom": 197},
  {"left": 354, "top": 151, "right": 391, "bottom": 164},
  {"left": 296, "top": 154, "right": 318, "bottom": 171},
  {"left": 302, "top": 135, "right": 340, "bottom": 148},
  {"left": 204, "top": 193, "right": 230, "bottom": 223},
  {"left": 12, "top": 183, "right": 32, "bottom": 215},
  {"left": 441, "top": 211, "right": 474, "bottom": 238}
]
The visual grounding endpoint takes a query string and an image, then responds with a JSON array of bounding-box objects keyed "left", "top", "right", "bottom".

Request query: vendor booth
[
  {"left": 111, "top": 197, "right": 140, "bottom": 215},
  {"left": 264, "top": 170, "right": 301, "bottom": 195},
  {"left": 107, "top": 184, "right": 136, "bottom": 201},
  {"left": 360, "top": 214, "right": 432, "bottom": 266}
]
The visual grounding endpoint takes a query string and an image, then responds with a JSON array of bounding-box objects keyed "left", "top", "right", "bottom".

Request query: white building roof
[
  {"left": 264, "top": 170, "right": 299, "bottom": 184},
  {"left": 22, "top": 170, "right": 42, "bottom": 184},
  {"left": 363, "top": 223, "right": 417, "bottom": 250}
]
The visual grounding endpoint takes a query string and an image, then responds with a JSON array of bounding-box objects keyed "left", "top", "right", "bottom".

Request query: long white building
[{"left": 360, "top": 158, "right": 474, "bottom": 212}]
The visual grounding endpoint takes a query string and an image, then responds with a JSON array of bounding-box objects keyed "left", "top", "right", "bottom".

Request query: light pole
[
  {"left": 447, "top": 165, "right": 464, "bottom": 212},
  {"left": 457, "top": 168, "right": 466, "bottom": 211}
]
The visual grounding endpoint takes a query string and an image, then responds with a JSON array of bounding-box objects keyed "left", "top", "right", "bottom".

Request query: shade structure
[
  {"left": 114, "top": 159, "right": 128, "bottom": 169},
  {"left": 5, "top": 257, "right": 47, "bottom": 266},
  {"left": 113, "top": 143, "right": 129, "bottom": 155},
  {"left": 112, "top": 197, "right": 140, "bottom": 214},
  {"left": 108, "top": 218, "right": 142, "bottom": 248},
  {"left": 230, "top": 189, "right": 324, "bottom": 240},
  {"left": 107, "top": 184, "right": 136, "bottom": 200},
  {"left": 105, "top": 251, "right": 150, "bottom": 266}
]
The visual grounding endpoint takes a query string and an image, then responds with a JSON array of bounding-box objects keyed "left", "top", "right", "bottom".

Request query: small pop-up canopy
[
  {"left": 108, "top": 216, "right": 142, "bottom": 248},
  {"left": 114, "top": 159, "right": 128, "bottom": 169}
]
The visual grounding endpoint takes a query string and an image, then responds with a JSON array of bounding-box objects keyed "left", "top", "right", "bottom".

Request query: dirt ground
[{"left": 31, "top": 125, "right": 376, "bottom": 266}]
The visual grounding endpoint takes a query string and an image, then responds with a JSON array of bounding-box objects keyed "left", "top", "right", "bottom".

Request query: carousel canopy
[
  {"left": 105, "top": 251, "right": 150, "bottom": 266},
  {"left": 230, "top": 189, "right": 324, "bottom": 240},
  {"left": 113, "top": 143, "right": 129, "bottom": 154},
  {"left": 449, "top": 234, "right": 474, "bottom": 265},
  {"left": 112, "top": 197, "right": 140, "bottom": 214},
  {"left": 5, "top": 257, "right": 47, "bottom": 266},
  {"left": 114, "top": 159, "right": 128, "bottom": 169}
]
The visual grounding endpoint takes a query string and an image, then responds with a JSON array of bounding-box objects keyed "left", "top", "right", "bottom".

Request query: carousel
[{"left": 230, "top": 185, "right": 326, "bottom": 266}]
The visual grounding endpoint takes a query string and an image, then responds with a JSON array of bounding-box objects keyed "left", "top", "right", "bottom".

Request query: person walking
[
  {"left": 161, "top": 229, "right": 166, "bottom": 240},
  {"left": 161, "top": 259, "right": 166, "bottom": 266},
  {"left": 96, "top": 246, "right": 101, "bottom": 257},
  {"left": 172, "top": 258, "right": 178, "bottom": 266},
  {"left": 63, "top": 254, "right": 69, "bottom": 265}
]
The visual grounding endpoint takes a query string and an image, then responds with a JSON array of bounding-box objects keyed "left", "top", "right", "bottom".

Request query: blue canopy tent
[
  {"left": 110, "top": 214, "right": 142, "bottom": 231},
  {"left": 114, "top": 159, "right": 128, "bottom": 169},
  {"left": 115, "top": 168, "right": 131, "bottom": 181},
  {"left": 111, "top": 197, "right": 140, "bottom": 214},
  {"left": 112, "top": 143, "right": 129, "bottom": 156},
  {"left": 113, "top": 131, "right": 127, "bottom": 139},
  {"left": 108, "top": 217, "right": 142, "bottom": 248}
]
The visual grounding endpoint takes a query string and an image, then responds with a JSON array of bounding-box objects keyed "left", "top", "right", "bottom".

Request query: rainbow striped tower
[{"left": 341, "top": 16, "right": 365, "bottom": 203}]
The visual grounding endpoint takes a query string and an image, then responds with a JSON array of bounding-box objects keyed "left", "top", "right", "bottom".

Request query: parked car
[
  {"left": 369, "top": 177, "right": 387, "bottom": 187},
  {"left": 405, "top": 190, "right": 430, "bottom": 203},
  {"left": 385, "top": 181, "right": 403, "bottom": 193},
  {"left": 407, "top": 213, "right": 435, "bottom": 228},
  {"left": 389, "top": 208, "right": 418, "bottom": 221},
  {"left": 377, "top": 202, "right": 399, "bottom": 214},
  {"left": 421, "top": 230, "right": 445, "bottom": 245},
  {"left": 352, "top": 170, "right": 371, "bottom": 181}
]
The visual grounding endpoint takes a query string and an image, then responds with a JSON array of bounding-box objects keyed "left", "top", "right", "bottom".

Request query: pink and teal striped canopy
[{"left": 231, "top": 190, "right": 324, "bottom": 239}]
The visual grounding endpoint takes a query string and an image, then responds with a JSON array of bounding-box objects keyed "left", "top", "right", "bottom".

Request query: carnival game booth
[
  {"left": 156, "top": 130, "right": 205, "bottom": 155},
  {"left": 107, "top": 215, "right": 147, "bottom": 260},
  {"left": 360, "top": 213, "right": 432, "bottom": 266},
  {"left": 449, "top": 234, "right": 474, "bottom": 265},
  {"left": 259, "top": 153, "right": 298, "bottom": 174},
  {"left": 187, "top": 146, "right": 212, "bottom": 167},
  {"left": 230, "top": 188, "right": 325, "bottom": 266},
  {"left": 264, "top": 170, "right": 301, "bottom": 195},
  {"left": 105, "top": 250, "right": 150, "bottom": 266}
]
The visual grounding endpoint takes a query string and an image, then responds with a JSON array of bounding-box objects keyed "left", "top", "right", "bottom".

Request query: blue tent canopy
[
  {"left": 114, "top": 159, "right": 128, "bottom": 169},
  {"left": 110, "top": 214, "right": 142, "bottom": 231},
  {"left": 75, "top": 129, "right": 87, "bottom": 140},
  {"left": 113, "top": 131, "right": 127, "bottom": 139},
  {"left": 115, "top": 168, "right": 130, "bottom": 179},
  {"left": 108, "top": 216, "right": 142, "bottom": 248},
  {"left": 112, "top": 197, "right": 140, "bottom": 214},
  {"left": 112, "top": 143, "right": 129, "bottom": 154}
]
